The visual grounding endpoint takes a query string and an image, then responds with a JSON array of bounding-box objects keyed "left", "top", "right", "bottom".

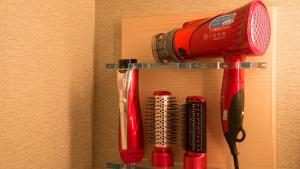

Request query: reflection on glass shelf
[
  {"left": 106, "top": 162, "right": 183, "bottom": 169},
  {"left": 106, "top": 62, "right": 266, "bottom": 70}
]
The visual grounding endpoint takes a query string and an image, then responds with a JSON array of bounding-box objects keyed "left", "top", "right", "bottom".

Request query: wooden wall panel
[{"left": 121, "top": 8, "right": 277, "bottom": 169}]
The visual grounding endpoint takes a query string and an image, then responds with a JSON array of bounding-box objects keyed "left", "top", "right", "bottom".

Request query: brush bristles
[
  {"left": 145, "top": 96, "right": 178, "bottom": 147},
  {"left": 180, "top": 104, "right": 188, "bottom": 148},
  {"left": 182, "top": 102, "right": 207, "bottom": 153}
]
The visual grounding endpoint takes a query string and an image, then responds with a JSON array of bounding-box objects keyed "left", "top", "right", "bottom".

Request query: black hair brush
[{"left": 183, "top": 96, "right": 207, "bottom": 169}]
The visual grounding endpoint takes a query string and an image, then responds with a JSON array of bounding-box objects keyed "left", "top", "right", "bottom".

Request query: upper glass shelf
[{"left": 106, "top": 62, "right": 266, "bottom": 70}]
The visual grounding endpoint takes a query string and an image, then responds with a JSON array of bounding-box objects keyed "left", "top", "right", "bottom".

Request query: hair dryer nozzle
[{"left": 151, "top": 30, "right": 181, "bottom": 63}]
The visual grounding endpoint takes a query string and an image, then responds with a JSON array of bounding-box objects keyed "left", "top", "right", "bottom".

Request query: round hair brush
[
  {"left": 183, "top": 96, "right": 207, "bottom": 169},
  {"left": 146, "top": 91, "right": 178, "bottom": 168}
]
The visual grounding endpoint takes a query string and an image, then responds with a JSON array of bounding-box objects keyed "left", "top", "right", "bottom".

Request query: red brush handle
[
  {"left": 152, "top": 147, "right": 174, "bottom": 168},
  {"left": 221, "top": 56, "right": 246, "bottom": 156},
  {"left": 184, "top": 152, "right": 206, "bottom": 169}
]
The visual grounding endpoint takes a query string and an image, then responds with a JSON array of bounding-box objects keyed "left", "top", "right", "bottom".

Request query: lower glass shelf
[
  {"left": 106, "top": 161, "right": 183, "bottom": 169},
  {"left": 105, "top": 62, "right": 266, "bottom": 70}
]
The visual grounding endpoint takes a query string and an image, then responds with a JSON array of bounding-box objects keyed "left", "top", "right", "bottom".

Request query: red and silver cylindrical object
[
  {"left": 117, "top": 59, "right": 144, "bottom": 165},
  {"left": 151, "top": 1, "right": 271, "bottom": 168},
  {"left": 146, "top": 91, "right": 177, "bottom": 168},
  {"left": 184, "top": 96, "right": 207, "bottom": 169}
]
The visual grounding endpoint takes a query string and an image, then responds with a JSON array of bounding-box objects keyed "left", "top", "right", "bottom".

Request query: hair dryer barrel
[{"left": 152, "top": 0, "right": 271, "bottom": 62}]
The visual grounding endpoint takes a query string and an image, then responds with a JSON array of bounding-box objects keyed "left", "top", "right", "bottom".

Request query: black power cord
[{"left": 233, "top": 154, "right": 239, "bottom": 169}]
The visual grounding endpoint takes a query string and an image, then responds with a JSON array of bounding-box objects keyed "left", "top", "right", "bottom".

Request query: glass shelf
[
  {"left": 106, "top": 162, "right": 184, "bottom": 169},
  {"left": 106, "top": 62, "right": 266, "bottom": 70}
]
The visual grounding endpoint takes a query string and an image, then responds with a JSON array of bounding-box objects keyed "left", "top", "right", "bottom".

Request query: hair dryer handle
[{"left": 221, "top": 56, "right": 246, "bottom": 156}]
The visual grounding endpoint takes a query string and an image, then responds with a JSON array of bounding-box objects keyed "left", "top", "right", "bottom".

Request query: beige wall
[
  {"left": 1, "top": 0, "right": 299, "bottom": 168},
  {"left": 0, "top": 1, "right": 94, "bottom": 169},
  {"left": 95, "top": 0, "right": 300, "bottom": 169}
]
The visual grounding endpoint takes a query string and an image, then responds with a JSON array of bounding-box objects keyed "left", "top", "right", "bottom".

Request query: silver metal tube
[{"left": 117, "top": 68, "right": 133, "bottom": 149}]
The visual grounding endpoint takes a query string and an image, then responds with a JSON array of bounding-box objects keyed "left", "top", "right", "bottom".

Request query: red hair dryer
[{"left": 151, "top": 1, "right": 271, "bottom": 168}]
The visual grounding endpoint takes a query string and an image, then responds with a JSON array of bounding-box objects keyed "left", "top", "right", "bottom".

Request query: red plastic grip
[
  {"left": 184, "top": 152, "right": 206, "bottom": 169},
  {"left": 152, "top": 147, "right": 174, "bottom": 168},
  {"left": 221, "top": 56, "right": 245, "bottom": 133}
]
